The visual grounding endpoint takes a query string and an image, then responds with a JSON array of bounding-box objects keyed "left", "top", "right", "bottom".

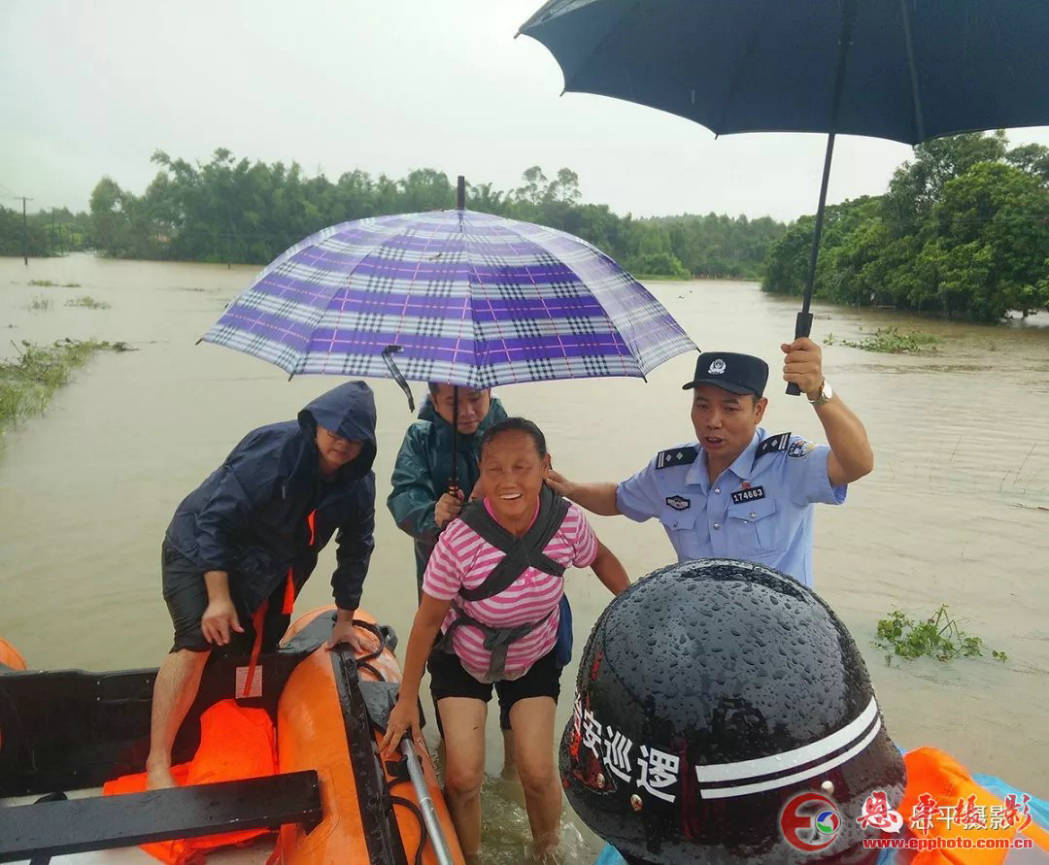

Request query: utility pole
[{"left": 12, "top": 196, "right": 33, "bottom": 265}]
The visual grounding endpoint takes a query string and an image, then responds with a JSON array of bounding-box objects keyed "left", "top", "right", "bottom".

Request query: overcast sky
[{"left": 4, "top": 0, "right": 1049, "bottom": 223}]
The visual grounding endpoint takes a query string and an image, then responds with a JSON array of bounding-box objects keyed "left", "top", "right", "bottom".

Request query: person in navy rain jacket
[{"left": 146, "top": 381, "right": 377, "bottom": 789}]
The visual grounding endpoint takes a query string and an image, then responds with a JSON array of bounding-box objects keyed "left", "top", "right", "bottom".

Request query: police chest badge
[
  {"left": 731, "top": 485, "right": 765, "bottom": 504},
  {"left": 665, "top": 495, "right": 691, "bottom": 511}
]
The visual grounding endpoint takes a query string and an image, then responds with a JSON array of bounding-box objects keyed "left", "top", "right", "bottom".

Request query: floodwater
[{"left": 2, "top": 254, "right": 1048, "bottom": 863}]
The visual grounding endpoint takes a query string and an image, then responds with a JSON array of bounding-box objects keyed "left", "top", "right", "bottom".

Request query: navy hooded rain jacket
[{"left": 164, "top": 381, "right": 377, "bottom": 615}]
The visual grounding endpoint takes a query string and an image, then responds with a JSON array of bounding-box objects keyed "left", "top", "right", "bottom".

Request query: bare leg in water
[
  {"left": 501, "top": 728, "right": 518, "bottom": 781},
  {"left": 437, "top": 696, "right": 487, "bottom": 862},
  {"left": 510, "top": 696, "right": 562, "bottom": 862},
  {"left": 145, "top": 648, "right": 210, "bottom": 789}
]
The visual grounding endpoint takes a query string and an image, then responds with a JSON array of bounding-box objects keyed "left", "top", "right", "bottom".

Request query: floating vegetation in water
[
  {"left": 1012, "top": 502, "right": 1049, "bottom": 513},
  {"left": 65, "top": 295, "right": 110, "bottom": 309},
  {"left": 825, "top": 326, "right": 941, "bottom": 353},
  {"left": 0, "top": 338, "right": 132, "bottom": 441},
  {"left": 28, "top": 280, "right": 81, "bottom": 287},
  {"left": 26, "top": 296, "right": 52, "bottom": 311},
  {"left": 875, "top": 605, "right": 1007, "bottom": 665}
]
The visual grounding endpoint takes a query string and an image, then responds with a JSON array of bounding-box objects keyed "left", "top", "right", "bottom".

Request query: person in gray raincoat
[
  {"left": 387, "top": 384, "right": 508, "bottom": 595},
  {"left": 146, "top": 380, "right": 377, "bottom": 788}
]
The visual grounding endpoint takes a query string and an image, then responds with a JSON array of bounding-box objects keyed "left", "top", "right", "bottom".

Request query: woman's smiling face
[{"left": 479, "top": 429, "right": 550, "bottom": 528}]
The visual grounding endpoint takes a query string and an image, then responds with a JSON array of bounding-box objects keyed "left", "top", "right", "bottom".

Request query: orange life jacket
[
  {"left": 103, "top": 699, "right": 278, "bottom": 865},
  {"left": 902, "top": 747, "right": 1049, "bottom": 864}
]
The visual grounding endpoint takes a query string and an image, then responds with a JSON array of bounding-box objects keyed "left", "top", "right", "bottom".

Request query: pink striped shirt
[{"left": 423, "top": 499, "right": 599, "bottom": 682}]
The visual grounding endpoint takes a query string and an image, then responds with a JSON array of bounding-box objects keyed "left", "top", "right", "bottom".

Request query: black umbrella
[{"left": 520, "top": 0, "right": 1049, "bottom": 392}]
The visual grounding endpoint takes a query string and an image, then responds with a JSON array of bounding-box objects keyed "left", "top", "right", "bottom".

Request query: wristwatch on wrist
[{"left": 808, "top": 379, "right": 833, "bottom": 406}]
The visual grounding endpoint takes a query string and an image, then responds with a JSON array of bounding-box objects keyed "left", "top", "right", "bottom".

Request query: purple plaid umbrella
[{"left": 201, "top": 209, "right": 696, "bottom": 393}]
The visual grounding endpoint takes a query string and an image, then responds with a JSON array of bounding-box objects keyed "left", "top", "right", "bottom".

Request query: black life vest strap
[
  {"left": 456, "top": 484, "right": 570, "bottom": 602},
  {"left": 435, "top": 603, "right": 556, "bottom": 683}
]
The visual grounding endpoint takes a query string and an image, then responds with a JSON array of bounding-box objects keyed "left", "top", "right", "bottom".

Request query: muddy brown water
[{"left": 2, "top": 254, "right": 1048, "bottom": 863}]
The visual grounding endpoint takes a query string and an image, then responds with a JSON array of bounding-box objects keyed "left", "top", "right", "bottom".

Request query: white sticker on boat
[{"left": 235, "top": 665, "right": 263, "bottom": 698}]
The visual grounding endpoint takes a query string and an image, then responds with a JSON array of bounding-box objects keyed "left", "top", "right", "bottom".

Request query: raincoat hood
[
  {"left": 417, "top": 396, "right": 442, "bottom": 426},
  {"left": 416, "top": 393, "right": 492, "bottom": 436},
  {"left": 298, "top": 381, "right": 377, "bottom": 479}
]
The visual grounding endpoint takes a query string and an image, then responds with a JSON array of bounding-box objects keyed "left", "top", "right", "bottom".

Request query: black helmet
[{"left": 560, "top": 559, "right": 905, "bottom": 865}]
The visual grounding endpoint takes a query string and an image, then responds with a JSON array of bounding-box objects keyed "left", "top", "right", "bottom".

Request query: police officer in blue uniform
[{"left": 546, "top": 338, "right": 874, "bottom": 587}]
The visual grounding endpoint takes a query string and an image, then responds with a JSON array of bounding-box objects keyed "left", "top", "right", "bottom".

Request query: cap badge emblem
[{"left": 708, "top": 358, "right": 726, "bottom": 375}]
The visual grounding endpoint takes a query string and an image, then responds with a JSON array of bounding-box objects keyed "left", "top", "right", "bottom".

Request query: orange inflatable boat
[{"left": 0, "top": 609, "right": 464, "bottom": 865}]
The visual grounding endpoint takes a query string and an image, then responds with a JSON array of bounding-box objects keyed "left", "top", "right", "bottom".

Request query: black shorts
[
  {"left": 161, "top": 541, "right": 289, "bottom": 654},
  {"left": 427, "top": 646, "right": 562, "bottom": 721}
]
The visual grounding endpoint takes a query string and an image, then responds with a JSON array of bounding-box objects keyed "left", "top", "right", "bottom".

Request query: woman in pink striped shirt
[{"left": 382, "top": 418, "right": 629, "bottom": 863}]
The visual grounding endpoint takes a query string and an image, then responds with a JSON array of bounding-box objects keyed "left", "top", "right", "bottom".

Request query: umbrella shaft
[
  {"left": 790, "top": 132, "right": 836, "bottom": 396},
  {"left": 801, "top": 0, "right": 858, "bottom": 319},
  {"left": 450, "top": 386, "right": 459, "bottom": 490},
  {"left": 802, "top": 132, "right": 837, "bottom": 321}
]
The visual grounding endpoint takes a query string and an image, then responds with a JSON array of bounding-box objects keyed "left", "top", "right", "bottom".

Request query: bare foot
[
  {"left": 526, "top": 844, "right": 562, "bottom": 865},
  {"left": 146, "top": 763, "right": 176, "bottom": 790}
]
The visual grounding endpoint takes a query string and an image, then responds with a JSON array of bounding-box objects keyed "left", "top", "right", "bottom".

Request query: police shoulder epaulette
[
  {"left": 655, "top": 446, "right": 699, "bottom": 470},
  {"left": 755, "top": 432, "right": 791, "bottom": 458}
]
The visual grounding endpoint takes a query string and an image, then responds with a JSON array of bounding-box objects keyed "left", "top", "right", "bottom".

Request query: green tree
[
  {"left": 1005, "top": 143, "right": 1049, "bottom": 185},
  {"left": 75, "top": 152, "right": 787, "bottom": 278},
  {"left": 765, "top": 131, "right": 1049, "bottom": 321},
  {"left": 933, "top": 162, "right": 1049, "bottom": 319},
  {"left": 0, "top": 205, "right": 49, "bottom": 256},
  {"left": 89, "top": 177, "right": 133, "bottom": 255},
  {"left": 883, "top": 131, "right": 1008, "bottom": 237}
]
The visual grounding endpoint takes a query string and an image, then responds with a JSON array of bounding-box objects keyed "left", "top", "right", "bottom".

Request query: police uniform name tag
[
  {"left": 665, "top": 495, "right": 691, "bottom": 510},
  {"left": 731, "top": 486, "right": 765, "bottom": 504}
]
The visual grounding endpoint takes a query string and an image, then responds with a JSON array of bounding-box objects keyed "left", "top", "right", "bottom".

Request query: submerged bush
[
  {"left": 28, "top": 280, "right": 81, "bottom": 287},
  {"left": 0, "top": 338, "right": 131, "bottom": 441},
  {"left": 874, "top": 604, "right": 1007, "bottom": 664},
  {"left": 826, "top": 326, "right": 941, "bottom": 353},
  {"left": 65, "top": 295, "right": 110, "bottom": 309}
]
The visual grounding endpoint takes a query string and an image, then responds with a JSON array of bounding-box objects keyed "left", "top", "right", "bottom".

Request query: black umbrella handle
[
  {"left": 785, "top": 312, "right": 814, "bottom": 396},
  {"left": 381, "top": 345, "right": 416, "bottom": 412}
]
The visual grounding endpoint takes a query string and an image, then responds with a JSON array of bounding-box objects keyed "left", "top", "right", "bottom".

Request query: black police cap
[{"left": 682, "top": 351, "right": 769, "bottom": 396}]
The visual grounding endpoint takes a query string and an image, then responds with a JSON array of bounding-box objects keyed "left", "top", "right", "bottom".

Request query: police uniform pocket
[
  {"left": 725, "top": 497, "right": 779, "bottom": 552},
  {"left": 660, "top": 506, "right": 698, "bottom": 534}
]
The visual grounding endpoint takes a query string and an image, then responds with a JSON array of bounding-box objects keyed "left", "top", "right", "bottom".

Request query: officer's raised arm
[
  {"left": 781, "top": 338, "right": 874, "bottom": 487},
  {"left": 545, "top": 469, "right": 620, "bottom": 515}
]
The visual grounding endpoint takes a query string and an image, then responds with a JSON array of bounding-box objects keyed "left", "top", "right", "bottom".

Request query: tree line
[
  {"left": 11, "top": 133, "right": 1049, "bottom": 321},
  {"left": 1, "top": 151, "right": 785, "bottom": 280},
  {"left": 0, "top": 206, "right": 91, "bottom": 258},
  {"left": 763, "top": 131, "right": 1049, "bottom": 322}
]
